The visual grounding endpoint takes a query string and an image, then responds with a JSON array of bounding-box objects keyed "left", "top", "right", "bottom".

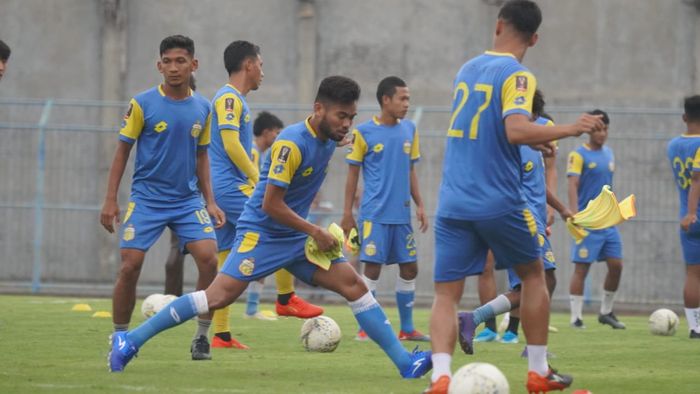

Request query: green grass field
[{"left": 0, "top": 294, "right": 695, "bottom": 394}]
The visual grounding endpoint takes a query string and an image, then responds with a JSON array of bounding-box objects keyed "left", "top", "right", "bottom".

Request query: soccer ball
[
  {"left": 141, "top": 293, "right": 164, "bottom": 318},
  {"left": 448, "top": 362, "right": 510, "bottom": 394},
  {"left": 648, "top": 308, "right": 679, "bottom": 336},
  {"left": 300, "top": 316, "right": 342, "bottom": 352}
]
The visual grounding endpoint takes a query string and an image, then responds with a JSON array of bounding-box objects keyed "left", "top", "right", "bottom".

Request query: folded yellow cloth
[
  {"left": 344, "top": 227, "right": 360, "bottom": 256},
  {"left": 305, "top": 222, "right": 345, "bottom": 270},
  {"left": 566, "top": 185, "right": 636, "bottom": 243}
]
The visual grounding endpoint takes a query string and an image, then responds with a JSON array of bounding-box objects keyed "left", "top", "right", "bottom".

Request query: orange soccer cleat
[
  {"left": 526, "top": 368, "right": 573, "bottom": 393},
  {"left": 423, "top": 375, "right": 450, "bottom": 394},
  {"left": 212, "top": 335, "right": 250, "bottom": 350},
  {"left": 275, "top": 294, "right": 324, "bottom": 318},
  {"left": 398, "top": 329, "right": 431, "bottom": 342}
]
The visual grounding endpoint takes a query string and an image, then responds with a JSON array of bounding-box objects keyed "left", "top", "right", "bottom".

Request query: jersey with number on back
[
  {"left": 209, "top": 84, "right": 254, "bottom": 201},
  {"left": 237, "top": 118, "right": 336, "bottom": 237},
  {"left": 119, "top": 85, "right": 211, "bottom": 207},
  {"left": 567, "top": 144, "right": 615, "bottom": 212},
  {"left": 437, "top": 51, "right": 537, "bottom": 220},
  {"left": 346, "top": 117, "right": 420, "bottom": 224},
  {"left": 520, "top": 116, "right": 553, "bottom": 225},
  {"left": 667, "top": 135, "right": 700, "bottom": 218}
]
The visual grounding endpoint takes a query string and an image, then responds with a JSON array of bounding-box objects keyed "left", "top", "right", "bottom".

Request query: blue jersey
[
  {"left": 237, "top": 118, "right": 336, "bottom": 237},
  {"left": 567, "top": 144, "right": 615, "bottom": 212},
  {"left": 437, "top": 51, "right": 537, "bottom": 220},
  {"left": 119, "top": 85, "right": 211, "bottom": 207},
  {"left": 667, "top": 135, "right": 700, "bottom": 218},
  {"left": 346, "top": 117, "right": 420, "bottom": 224},
  {"left": 209, "top": 84, "right": 255, "bottom": 202},
  {"left": 520, "top": 117, "right": 553, "bottom": 225}
]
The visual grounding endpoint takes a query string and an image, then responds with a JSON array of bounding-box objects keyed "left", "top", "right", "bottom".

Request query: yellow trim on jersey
[
  {"left": 157, "top": 84, "right": 192, "bottom": 97},
  {"left": 304, "top": 117, "right": 318, "bottom": 138},
  {"left": 502, "top": 71, "right": 537, "bottom": 117},
  {"left": 346, "top": 129, "right": 368, "bottom": 163},
  {"left": 268, "top": 140, "right": 303, "bottom": 185},
  {"left": 567, "top": 151, "right": 584, "bottom": 175},
  {"left": 682, "top": 134, "right": 700, "bottom": 138},
  {"left": 411, "top": 129, "right": 421, "bottom": 161},
  {"left": 362, "top": 220, "right": 373, "bottom": 240},
  {"left": 199, "top": 113, "right": 212, "bottom": 146},
  {"left": 123, "top": 202, "right": 136, "bottom": 224},
  {"left": 693, "top": 147, "right": 700, "bottom": 170},
  {"left": 237, "top": 232, "right": 260, "bottom": 253},
  {"left": 215, "top": 92, "right": 243, "bottom": 130},
  {"left": 251, "top": 147, "right": 260, "bottom": 169},
  {"left": 485, "top": 50, "right": 516, "bottom": 59},
  {"left": 222, "top": 130, "right": 260, "bottom": 184},
  {"left": 119, "top": 99, "right": 145, "bottom": 141}
]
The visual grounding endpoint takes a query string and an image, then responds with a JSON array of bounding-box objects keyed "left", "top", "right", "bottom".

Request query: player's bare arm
[
  {"left": 546, "top": 188, "right": 572, "bottom": 221},
  {"left": 100, "top": 140, "right": 133, "bottom": 233},
  {"left": 567, "top": 176, "right": 580, "bottom": 215},
  {"left": 505, "top": 113, "right": 605, "bottom": 145},
  {"left": 262, "top": 183, "right": 337, "bottom": 252},
  {"left": 409, "top": 164, "right": 428, "bottom": 233},
  {"left": 682, "top": 172, "right": 700, "bottom": 231},
  {"left": 341, "top": 164, "right": 360, "bottom": 237},
  {"left": 544, "top": 153, "right": 558, "bottom": 226},
  {"left": 196, "top": 149, "right": 225, "bottom": 228}
]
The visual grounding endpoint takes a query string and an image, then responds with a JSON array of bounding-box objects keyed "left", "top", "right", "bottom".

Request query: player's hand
[
  {"left": 336, "top": 133, "right": 353, "bottom": 148},
  {"left": 545, "top": 225, "right": 552, "bottom": 237},
  {"left": 207, "top": 203, "right": 226, "bottom": 229},
  {"left": 100, "top": 198, "right": 120, "bottom": 233},
  {"left": 416, "top": 204, "right": 429, "bottom": 233},
  {"left": 546, "top": 209, "right": 555, "bottom": 227},
  {"left": 340, "top": 213, "right": 357, "bottom": 238},
  {"left": 530, "top": 142, "right": 556, "bottom": 157},
  {"left": 572, "top": 114, "right": 606, "bottom": 136},
  {"left": 559, "top": 208, "right": 574, "bottom": 222},
  {"left": 312, "top": 226, "right": 338, "bottom": 252},
  {"left": 681, "top": 213, "right": 697, "bottom": 232}
]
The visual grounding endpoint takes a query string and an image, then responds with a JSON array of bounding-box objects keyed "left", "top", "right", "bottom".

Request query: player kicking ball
[{"left": 108, "top": 76, "right": 432, "bottom": 380}]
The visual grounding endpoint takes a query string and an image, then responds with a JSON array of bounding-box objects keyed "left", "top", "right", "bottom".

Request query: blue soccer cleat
[
  {"left": 474, "top": 327, "right": 499, "bottom": 342},
  {"left": 458, "top": 311, "right": 476, "bottom": 355},
  {"left": 108, "top": 332, "right": 138, "bottom": 372},
  {"left": 400, "top": 347, "right": 433, "bottom": 379},
  {"left": 500, "top": 330, "right": 519, "bottom": 344}
]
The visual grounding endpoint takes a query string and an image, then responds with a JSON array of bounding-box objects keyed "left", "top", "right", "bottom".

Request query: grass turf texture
[{"left": 0, "top": 294, "right": 696, "bottom": 393}]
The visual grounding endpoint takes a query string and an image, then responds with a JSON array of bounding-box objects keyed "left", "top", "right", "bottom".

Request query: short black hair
[
  {"left": 253, "top": 111, "right": 284, "bottom": 137},
  {"left": 588, "top": 109, "right": 610, "bottom": 125},
  {"left": 224, "top": 41, "right": 260, "bottom": 75},
  {"left": 685, "top": 95, "right": 700, "bottom": 123},
  {"left": 541, "top": 112, "right": 554, "bottom": 122},
  {"left": 0, "top": 40, "right": 11, "bottom": 62},
  {"left": 159, "top": 35, "right": 194, "bottom": 56},
  {"left": 532, "top": 89, "right": 545, "bottom": 118},
  {"left": 315, "top": 76, "right": 361, "bottom": 106},
  {"left": 376, "top": 76, "right": 407, "bottom": 106},
  {"left": 498, "top": 0, "right": 542, "bottom": 39}
]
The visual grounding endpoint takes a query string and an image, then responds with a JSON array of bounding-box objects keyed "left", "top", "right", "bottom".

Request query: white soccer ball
[
  {"left": 648, "top": 308, "right": 679, "bottom": 336},
  {"left": 300, "top": 316, "right": 342, "bottom": 352},
  {"left": 448, "top": 362, "right": 510, "bottom": 394},
  {"left": 141, "top": 293, "right": 164, "bottom": 319}
]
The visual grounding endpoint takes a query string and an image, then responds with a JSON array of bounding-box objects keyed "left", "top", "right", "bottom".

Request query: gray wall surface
[{"left": 1, "top": 0, "right": 699, "bottom": 310}]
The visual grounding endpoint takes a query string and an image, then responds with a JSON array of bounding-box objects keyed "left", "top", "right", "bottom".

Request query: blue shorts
[
  {"left": 434, "top": 208, "right": 540, "bottom": 282},
  {"left": 220, "top": 228, "right": 347, "bottom": 284},
  {"left": 213, "top": 191, "right": 248, "bottom": 252},
  {"left": 119, "top": 198, "right": 216, "bottom": 252},
  {"left": 680, "top": 221, "right": 700, "bottom": 265},
  {"left": 570, "top": 227, "right": 622, "bottom": 263},
  {"left": 507, "top": 232, "right": 556, "bottom": 289},
  {"left": 359, "top": 220, "right": 417, "bottom": 264}
]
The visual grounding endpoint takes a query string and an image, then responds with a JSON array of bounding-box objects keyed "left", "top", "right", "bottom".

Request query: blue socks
[
  {"left": 396, "top": 277, "right": 416, "bottom": 333},
  {"left": 472, "top": 304, "right": 495, "bottom": 327},
  {"left": 246, "top": 281, "right": 262, "bottom": 316}
]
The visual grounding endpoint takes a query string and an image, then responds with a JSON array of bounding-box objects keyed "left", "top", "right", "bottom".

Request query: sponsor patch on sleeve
[
  {"left": 277, "top": 146, "right": 291, "bottom": 163},
  {"left": 516, "top": 75, "right": 528, "bottom": 92},
  {"left": 225, "top": 97, "right": 234, "bottom": 112}
]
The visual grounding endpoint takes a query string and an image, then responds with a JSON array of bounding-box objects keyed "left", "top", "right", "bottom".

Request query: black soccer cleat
[
  {"left": 598, "top": 313, "right": 626, "bottom": 329},
  {"left": 191, "top": 335, "right": 212, "bottom": 360},
  {"left": 570, "top": 318, "right": 586, "bottom": 329},
  {"left": 690, "top": 330, "right": 700, "bottom": 339}
]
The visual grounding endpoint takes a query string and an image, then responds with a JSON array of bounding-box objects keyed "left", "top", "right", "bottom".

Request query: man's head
[
  {"left": 376, "top": 76, "right": 410, "bottom": 120},
  {"left": 253, "top": 111, "right": 284, "bottom": 150},
  {"left": 224, "top": 40, "right": 263, "bottom": 91},
  {"left": 313, "top": 76, "right": 360, "bottom": 142},
  {"left": 496, "top": 0, "right": 541, "bottom": 46},
  {"left": 588, "top": 109, "right": 610, "bottom": 146},
  {"left": 683, "top": 95, "right": 700, "bottom": 125},
  {"left": 0, "top": 40, "right": 11, "bottom": 81},
  {"left": 532, "top": 89, "right": 545, "bottom": 119},
  {"left": 157, "top": 35, "right": 197, "bottom": 89}
]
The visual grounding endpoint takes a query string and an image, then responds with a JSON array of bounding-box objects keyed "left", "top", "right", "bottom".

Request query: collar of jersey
[
  {"left": 225, "top": 83, "right": 244, "bottom": 96},
  {"left": 158, "top": 84, "right": 192, "bottom": 98},
  {"left": 372, "top": 116, "right": 401, "bottom": 127},
  {"left": 682, "top": 133, "right": 700, "bottom": 138},
  {"left": 484, "top": 50, "right": 516, "bottom": 59},
  {"left": 583, "top": 143, "right": 604, "bottom": 151},
  {"left": 305, "top": 117, "right": 318, "bottom": 138}
]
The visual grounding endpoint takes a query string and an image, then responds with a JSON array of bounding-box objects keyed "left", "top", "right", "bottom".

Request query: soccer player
[
  {"left": 424, "top": 2, "right": 605, "bottom": 393},
  {"left": 100, "top": 35, "right": 225, "bottom": 361},
  {"left": 209, "top": 42, "right": 322, "bottom": 349},
  {"left": 0, "top": 39, "right": 10, "bottom": 82},
  {"left": 108, "top": 76, "right": 433, "bottom": 380},
  {"left": 567, "top": 109, "right": 626, "bottom": 330},
  {"left": 666, "top": 95, "right": 700, "bottom": 339},
  {"left": 342, "top": 76, "right": 429, "bottom": 342}
]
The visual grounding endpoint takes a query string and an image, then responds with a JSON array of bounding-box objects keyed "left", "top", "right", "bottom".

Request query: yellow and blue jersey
[
  {"left": 209, "top": 84, "right": 254, "bottom": 201},
  {"left": 667, "top": 134, "right": 700, "bottom": 218},
  {"left": 237, "top": 118, "right": 336, "bottom": 237},
  {"left": 119, "top": 85, "right": 211, "bottom": 207},
  {"left": 520, "top": 117, "right": 553, "bottom": 225},
  {"left": 567, "top": 144, "right": 615, "bottom": 212},
  {"left": 345, "top": 117, "right": 420, "bottom": 224},
  {"left": 437, "top": 51, "right": 537, "bottom": 220}
]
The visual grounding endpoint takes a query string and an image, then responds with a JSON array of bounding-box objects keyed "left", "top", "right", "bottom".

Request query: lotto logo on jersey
[
  {"left": 239, "top": 258, "right": 255, "bottom": 276},
  {"left": 302, "top": 167, "right": 314, "bottom": 177},
  {"left": 516, "top": 76, "right": 528, "bottom": 92},
  {"left": 588, "top": 162, "right": 597, "bottom": 169},
  {"left": 277, "top": 146, "right": 291, "bottom": 163},
  {"left": 225, "top": 98, "right": 235, "bottom": 112},
  {"left": 154, "top": 121, "right": 168, "bottom": 133},
  {"left": 244, "top": 113, "right": 250, "bottom": 123},
  {"left": 524, "top": 161, "right": 534, "bottom": 172}
]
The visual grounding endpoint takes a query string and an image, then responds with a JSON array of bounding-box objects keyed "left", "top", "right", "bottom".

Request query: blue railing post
[{"left": 31, "top": 99, "right": 53, "bottom": 293}]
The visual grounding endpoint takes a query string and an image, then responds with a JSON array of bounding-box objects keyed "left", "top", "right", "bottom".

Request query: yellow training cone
[
  {"left": 305, "top": 222, "right": 345, "bottom": 270},
  {"left": 71, "top": 303, "right": 92, "bottom": 312},
  {"left": 92, "top": 311, "right": 112, "bottom": 318}
]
